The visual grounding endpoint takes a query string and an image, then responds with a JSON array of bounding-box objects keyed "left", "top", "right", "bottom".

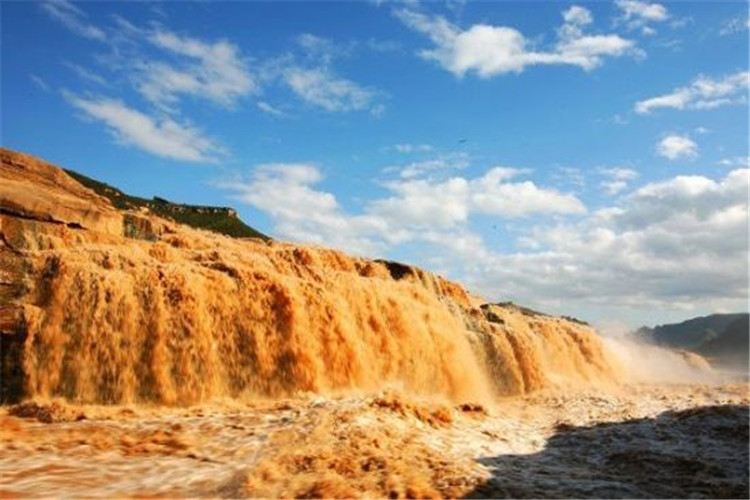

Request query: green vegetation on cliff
[{"left": 64, "top": 169, "right": 269, "bottom": 240}]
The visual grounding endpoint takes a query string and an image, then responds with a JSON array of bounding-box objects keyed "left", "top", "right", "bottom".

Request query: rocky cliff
[
  {"left": 63, "top": 167, "right": 268, "bottom": 240},
  {"left": 0, "top": 148, "right": 621, "bottom": 405}
]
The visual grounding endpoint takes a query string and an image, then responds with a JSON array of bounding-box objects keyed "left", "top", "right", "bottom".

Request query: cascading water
[{"left": 2, "top": 147, "right": 622, "bottom": 406}]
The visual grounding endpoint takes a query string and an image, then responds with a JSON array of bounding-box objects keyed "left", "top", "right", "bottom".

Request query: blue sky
[{"left": 2, "top": 0, "right": 748, "bottom": 327}]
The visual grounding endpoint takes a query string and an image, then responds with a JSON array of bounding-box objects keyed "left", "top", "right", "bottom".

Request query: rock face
[
  {"left": 0, "top": 148, "right": 621, "bottom": 405},
  {"left": 0, "top": 149, "right": 123, "bottom": 236}
]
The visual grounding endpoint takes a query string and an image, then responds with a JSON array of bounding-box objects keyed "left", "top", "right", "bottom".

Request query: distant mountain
[
  {"left": 696, "top": 316, "right": 749, "bottom": 371},
  {"left": 637, "top": 313, "right": 749, "bottom": 370},
  {"left": 636, "top": 313, "right": 747, "bottom": 351}
]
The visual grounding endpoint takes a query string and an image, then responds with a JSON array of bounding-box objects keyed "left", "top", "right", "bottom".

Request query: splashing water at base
[
  {"left": 7, "top": 224, "right": 632, "bottom": 405},
  {"left": 1, "top": 148, "right": 708, "bottom": 408},
  {"left": 19, "top": 237, "right": 495, "bottom": 405},
  {"left": 602, "top": 336, "right": 716, "bottom": 384}
]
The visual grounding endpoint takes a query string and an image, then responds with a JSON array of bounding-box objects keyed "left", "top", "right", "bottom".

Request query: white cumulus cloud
[
  {"left": 635, "top": 71, "right": 749, "bottom": 114},
  {"left": 136, "top": 29, "right": 257, "bottom": 109},
  {"left": 599, "top": 167, "right": 640, "bottom": 195},
  {"left": 615, "top": 0, "right": 669, "bottom": 35},
  {"left": 258, "top": 34, "right": 384, "bottom": 114},
  {"left": 282, "top": 67, "right": 378, "bottom": 112},
  {"left": 220, "top": 160, "right": 586, "bottom": 256},
  {"left": 220, "top": 163, "right": 395, "bottom": 255},
  {"left": 563, "top": 6, "right": 593, "bottom": 27},
  {"left": 395, "top": 6, "right": 636, "bottom": 78},
  {"left": 616, "top": 0, "right": 669, "bottom": 22},
  {"left": 657, "top": 134, "right": 698, "bottom": 160},
  {"left": 65, "top": 94, "right": 224, "bottom": 163},
  {"left": 466, "top": 168, "right": 749, "bottom": 315}
]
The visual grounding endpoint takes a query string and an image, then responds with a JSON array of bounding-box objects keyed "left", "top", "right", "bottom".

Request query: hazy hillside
[
  {"left": 697, "top": 316, "right": 750, "bottom": 370},
  {"left": 637, "top": 313, "right": 748, "bottom": 350}
]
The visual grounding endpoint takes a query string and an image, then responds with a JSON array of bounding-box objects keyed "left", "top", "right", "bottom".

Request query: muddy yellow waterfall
[{"left": 2, "top": 148, "right": 744, "bottom": 500}]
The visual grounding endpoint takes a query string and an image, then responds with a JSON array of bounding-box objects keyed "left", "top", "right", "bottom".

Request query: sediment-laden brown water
[
  {"left": 1, "top": 148, "right": 747, "bottom": 499},
  {"left": 1, "top": 384, "right": 747, "bottom": 499}
]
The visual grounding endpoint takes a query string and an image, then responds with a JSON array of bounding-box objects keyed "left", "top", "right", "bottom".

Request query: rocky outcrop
[{"left": 0, "top": 149, "right": 123, "bottom": 236}]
